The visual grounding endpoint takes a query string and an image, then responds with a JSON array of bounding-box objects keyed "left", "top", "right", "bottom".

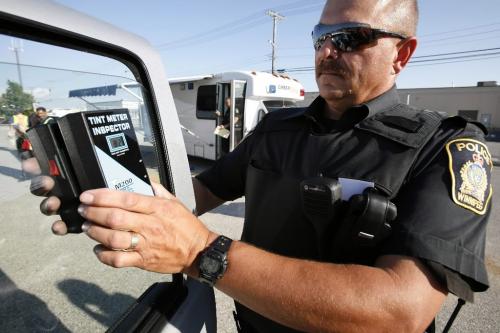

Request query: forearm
[
  {"left": 192, "top": 177, "right": 225, "bottom": 215},
  {"left": 214, "top": 241, "right": 445, "bottom": 333}
]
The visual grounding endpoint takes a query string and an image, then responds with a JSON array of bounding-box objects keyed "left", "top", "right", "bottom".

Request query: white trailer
[{"left": 171, "top": 71, "right": 305, "bottom": 160}]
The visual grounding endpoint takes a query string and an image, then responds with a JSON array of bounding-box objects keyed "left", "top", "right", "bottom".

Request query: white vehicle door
[
  {"left": 229, "top": 80, "right": 246, "bottom": 151},
  {"left": 0, "top": 1, "right": 215, "bottom": 332}
]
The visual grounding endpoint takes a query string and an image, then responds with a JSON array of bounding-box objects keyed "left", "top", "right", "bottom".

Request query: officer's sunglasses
[{"left": 312, "top": 23, "right": 407, "bottom": 52}]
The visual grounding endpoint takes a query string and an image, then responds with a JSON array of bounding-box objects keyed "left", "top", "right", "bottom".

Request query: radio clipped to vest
[{"left": 300, "top": 177, "right": 397, "bottom": 262}]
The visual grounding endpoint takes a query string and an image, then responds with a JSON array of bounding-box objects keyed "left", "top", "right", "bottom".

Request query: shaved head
[
  {"left": 320, "top": 0, "right": 418, "bottom": 36},
  {"left": 315, "top": 0, "right": 419, "bottom": 116}
]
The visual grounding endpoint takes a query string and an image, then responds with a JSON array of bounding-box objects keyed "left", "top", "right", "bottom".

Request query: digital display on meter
[{"left": 106, "top": 133, "right": 128, "bottom": 154}]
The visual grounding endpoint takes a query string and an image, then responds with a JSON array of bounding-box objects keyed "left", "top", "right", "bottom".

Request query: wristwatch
[{"left": 198, "top": 235, "right": 232, "bottom": 286}]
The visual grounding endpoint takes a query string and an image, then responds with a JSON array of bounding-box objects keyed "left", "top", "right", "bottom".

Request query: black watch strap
[
  {"left": 211, "top": 235, "right": 232, "bottom": 253},
  {"left": 198, "top": 235, "right": 232, "bottom": 286}
]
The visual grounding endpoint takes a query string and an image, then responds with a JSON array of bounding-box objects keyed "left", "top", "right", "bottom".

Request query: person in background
[
  {"left": 28, "top": 109, "right": 41, "bottom": 128},
  {"left": 35, "top": 106, "right": 55, "bottom": 125},
  {"left": 215, "top": 97, "right": 240, "bottom": 155},
  {"left": 10, "top": 109, "right": 28, "bottom": 154}
]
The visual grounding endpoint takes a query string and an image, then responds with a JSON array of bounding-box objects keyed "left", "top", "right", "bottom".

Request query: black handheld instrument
[{"left": 27, "top": 109, "right": 153, "bottom": 233}]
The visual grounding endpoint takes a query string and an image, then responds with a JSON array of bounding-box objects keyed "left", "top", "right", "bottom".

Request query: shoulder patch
[{"left": 446, "top": 138, "right": 493, "bottom": 215}]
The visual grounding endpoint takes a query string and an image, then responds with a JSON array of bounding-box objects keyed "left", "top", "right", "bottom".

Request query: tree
[{"left": 0, "top": 80, "right": 34, "bottom": 118}]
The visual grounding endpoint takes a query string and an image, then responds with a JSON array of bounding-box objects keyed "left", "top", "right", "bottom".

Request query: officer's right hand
[{"left": 23, "top": 157, "right": 68, "bottom": 235}]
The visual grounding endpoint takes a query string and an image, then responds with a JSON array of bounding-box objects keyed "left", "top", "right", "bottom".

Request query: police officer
[{"left": 31, "top": 0, "right": 491, "bottom": 332}]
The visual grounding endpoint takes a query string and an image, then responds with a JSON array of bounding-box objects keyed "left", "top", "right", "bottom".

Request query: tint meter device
[{"left": 27, "top": 109, "right": 153, "bottom": 233}]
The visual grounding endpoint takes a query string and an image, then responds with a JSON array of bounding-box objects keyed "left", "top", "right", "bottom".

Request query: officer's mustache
[{"left": 317, "top": 60, "right": 349, "bottom": 77}]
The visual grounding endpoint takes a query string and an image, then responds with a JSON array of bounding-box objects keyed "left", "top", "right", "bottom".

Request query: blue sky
[{"left": 3, "top": 1, "right": 500, "bottom": 93}]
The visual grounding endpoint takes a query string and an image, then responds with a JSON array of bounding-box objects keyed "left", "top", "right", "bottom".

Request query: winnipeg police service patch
[{"left": 446, "top": 138, "right": 493, "bottom": 215}]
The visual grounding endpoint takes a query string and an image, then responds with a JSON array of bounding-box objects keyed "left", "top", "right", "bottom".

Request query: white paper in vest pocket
[{"left": 338, "top": 178, "right": 374, "bottom": 201}]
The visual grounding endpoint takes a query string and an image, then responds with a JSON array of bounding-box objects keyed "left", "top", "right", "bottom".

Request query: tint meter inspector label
[{"left": 84, "top": 110, "right": 153, "bottom": 196}]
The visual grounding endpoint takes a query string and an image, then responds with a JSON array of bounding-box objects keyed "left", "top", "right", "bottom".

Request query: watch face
[{"left": 201, "top": 254, "right": 222, "bottom": 274}]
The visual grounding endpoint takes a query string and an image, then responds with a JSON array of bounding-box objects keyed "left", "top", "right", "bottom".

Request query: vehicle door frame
[
  {"left": 0, "top": 1, "right": 214, "bottom": 332},
  {"left": 229, "top": 80, "right": 246, "bottom": 151}
]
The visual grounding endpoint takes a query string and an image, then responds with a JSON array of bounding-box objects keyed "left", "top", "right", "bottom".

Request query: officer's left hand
[{"left": 78, "top": 183, "right": 216, "bottom": 276}]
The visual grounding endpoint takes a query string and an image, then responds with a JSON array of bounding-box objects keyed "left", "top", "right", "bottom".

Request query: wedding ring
[{"left": 126, "top": 232, "right": 139, "bottom": 251}]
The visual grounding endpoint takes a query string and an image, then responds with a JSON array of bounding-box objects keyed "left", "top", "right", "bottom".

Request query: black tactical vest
[{"left": 235, "top": 104, "right": 447, "bottom": 333}]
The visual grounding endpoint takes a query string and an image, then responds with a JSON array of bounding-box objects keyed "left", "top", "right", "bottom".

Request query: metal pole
[
  {"left": 272, "top": 17, "right": 277, "bottom": 73},
  {"left": 14, "top": 49, "right": 23, "bottom": 88},
  {"left": 266, "top": 10, "right": 284, "bottom": 74},
  {"left": 9, "top": 39, "right": 24, "bottom": 89}
]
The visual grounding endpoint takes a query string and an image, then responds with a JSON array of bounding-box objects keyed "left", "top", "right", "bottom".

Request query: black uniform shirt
[{"left": 197, "top": 86, "right": 491, "bottom": 331}]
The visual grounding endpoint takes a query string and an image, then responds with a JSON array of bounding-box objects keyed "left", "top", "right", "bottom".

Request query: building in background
[
  {"left": 398, "top": 81, "right": 499, "bottom": 130},
  {"left": 299, "top": 81, "right": 500, "bottom": 131}
]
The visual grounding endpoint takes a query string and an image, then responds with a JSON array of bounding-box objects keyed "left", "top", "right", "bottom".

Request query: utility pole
[
  {"left": 9, "top": 38, "right": 24, "bottom": 89},
  {"left": 266, "top": 10, "right": 284, "bottom": 74}
]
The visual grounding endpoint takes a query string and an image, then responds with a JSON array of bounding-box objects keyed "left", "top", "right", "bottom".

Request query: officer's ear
[{"left": 392, "top": 36, "right": 417, "bottom": 75}]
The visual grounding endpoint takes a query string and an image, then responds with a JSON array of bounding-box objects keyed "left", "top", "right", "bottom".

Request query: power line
[
  {"left": 418, "top": 21, "right": 500, "bottom": 38},
  {"left": 155, "top": 1, "right": 325, "bottom": 50},
  {"left": 265, "top": 53, "right": 500, "bottom": 73},
  {"left": 285, "top": 20, "right": 500, "bottom": 51},
  {"left": 281, "top": 4, "right": 324, "bottom": 17},
  {"left": 411, "top": 51, "right": 500, "bottom": 63},
  {"left": 157, "top": 17, "right": 269, "bottom": 50},
  {"left": 413, "top": 47, "right": 500, "bottom": 59},
  {"left": 277, "top": 48, "right": 500, "bottom": 73},
  {"left": 170, "top": 44, "right": 500, "bottom": 76},
  {"left": 155, "top": 13, "right": 263, "bottom": 49},
  {"left": 152, "top": 5, "right": 500, "bottom": 76},
  {"left": 418, "top": 33, "right": 500, "bottom": 49},
  {"left": 154, "top": 4, "right": 500, "bottom": 78},
  {"left": 420, "top": 28, "right": 500, "bottom": 44},
  {"left": 281, "top": 29, "right": 500, "bottom": 53},
  {"left": 407, "top": 54, "right": 500, "bottom": 67},
  {"left": 265, "top": 46, "right": 500, "bottom": 63}
]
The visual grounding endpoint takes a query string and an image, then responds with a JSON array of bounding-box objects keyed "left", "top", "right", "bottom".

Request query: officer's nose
[{"left": 316, "top": 38, "right": 340, "bottom": 60}]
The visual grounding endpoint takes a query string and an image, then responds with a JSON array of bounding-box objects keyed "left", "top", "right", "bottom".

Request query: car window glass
[{"left": 0, "top": 35, "right": 169, "bottom": 332}]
